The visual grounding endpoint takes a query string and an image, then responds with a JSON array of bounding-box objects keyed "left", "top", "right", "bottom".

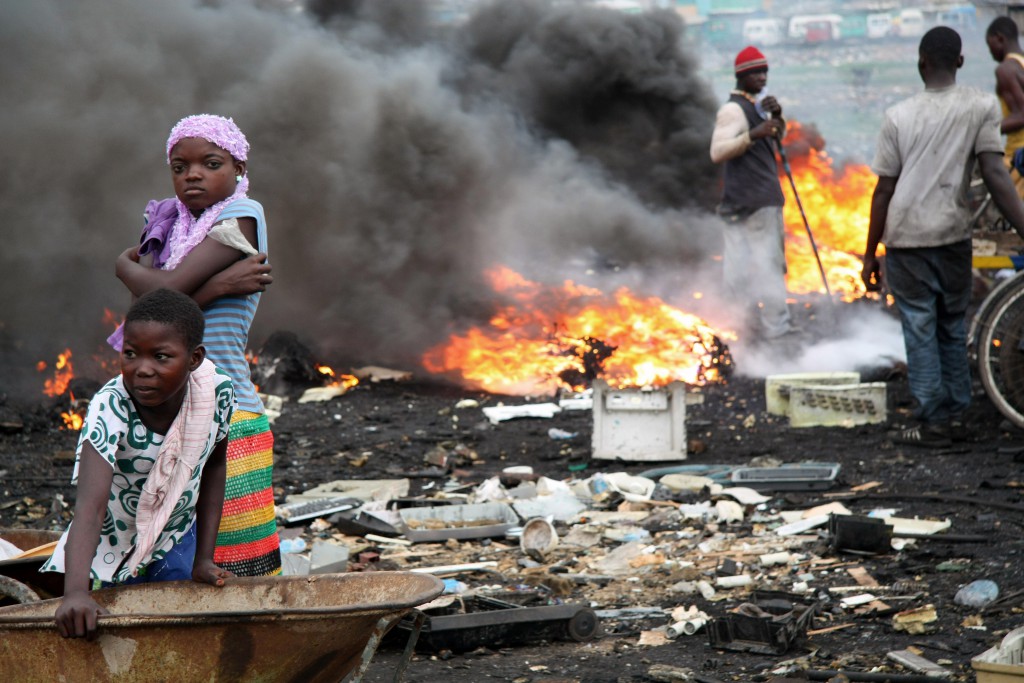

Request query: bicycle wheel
[
  {"left": 969, "top": 270, "right": 1024, "bottom": 365},
  {"left": 976, "top": 274, "right": 1024, "bottom": 428}
]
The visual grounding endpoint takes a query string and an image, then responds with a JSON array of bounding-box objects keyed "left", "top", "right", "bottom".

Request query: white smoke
[{"left": 733, "top": 304, "right": 906, "bottom": 378}]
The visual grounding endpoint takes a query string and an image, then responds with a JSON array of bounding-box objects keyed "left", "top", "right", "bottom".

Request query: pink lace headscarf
[{"left": 163, "top": 114, "right": 250, "bottom": 270}]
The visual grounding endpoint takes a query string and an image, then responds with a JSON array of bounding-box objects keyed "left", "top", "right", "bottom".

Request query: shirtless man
[{"left": 986, "top": 16, "right": 1024, "bottom": 197}]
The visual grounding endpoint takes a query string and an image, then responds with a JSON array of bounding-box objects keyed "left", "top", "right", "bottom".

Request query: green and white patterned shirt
[{"left": 42, "top": 369, "right": 233, "bottom": 583}]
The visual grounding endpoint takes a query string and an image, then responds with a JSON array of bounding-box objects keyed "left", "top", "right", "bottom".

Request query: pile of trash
[{"left": 271, "top": 449, "right": 1007, "bottom": 679}]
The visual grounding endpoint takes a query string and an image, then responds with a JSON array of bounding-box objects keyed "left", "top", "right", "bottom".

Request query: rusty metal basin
[
  {"left": 0, "top": 528, "right": 63, "bottom": 552},
  {"left": 0, "top": 528, "right": 64, "bottom": 603},
  {"left": 0, "top": 571, "right": 443, "bottom": 683}
]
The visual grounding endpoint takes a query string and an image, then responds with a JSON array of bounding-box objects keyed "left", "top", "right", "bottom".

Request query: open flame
[
  {"left": 61, "top": 391, "right": 84, "bottom": 431},
  {"left": 423, "top": 127, "right": 878, "bottom": 395},
  {"left": 422, "top": 267, "right": 734, "bottom": 395},
  {"left": 34, "top": 124, "right": 876, "bottom": 410},
  {"left": 37, "top": 349, "right": 86, "bottom": 430},
  {"left": 780, "top": 122, "right": 875, "bottom": 302},
  {"left": 39, "top": 348, "right": 75, "bottom": 398},
  {"left": 316, "top": 364, "right": 360, "bottom": 392}
]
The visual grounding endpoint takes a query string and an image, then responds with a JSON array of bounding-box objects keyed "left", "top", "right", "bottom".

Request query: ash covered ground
[{"left": 3, "top": 313, "right": 1023, "bottom": 683}]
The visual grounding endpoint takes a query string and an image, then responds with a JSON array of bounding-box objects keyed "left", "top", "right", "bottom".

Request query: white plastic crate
[
  {"left": 787, "top": 382, "right": 887, "bottom": 428},
  {"left": 765, "top": 372, "right": 861, "bottom": 416},
  {"left": 974, "top": 625, "right": 1024, "bottom": 683},
  {"left": 591, "top": 381, "right": 686, "bottom": 461}
]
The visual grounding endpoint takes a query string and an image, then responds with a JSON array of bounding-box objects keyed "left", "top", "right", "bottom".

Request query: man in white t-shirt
[{"left": 862, "top": 26, "right": 1024, "bottom": 447}]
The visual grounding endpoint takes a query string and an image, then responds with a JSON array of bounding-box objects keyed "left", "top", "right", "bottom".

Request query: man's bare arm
[{"left": 996, "top": 61, "right": 1024, "bottom": 134}]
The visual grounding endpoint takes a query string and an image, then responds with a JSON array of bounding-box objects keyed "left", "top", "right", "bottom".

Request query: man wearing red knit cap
[{"left": 710, "top": 45, "right": 794, "bottom": 342}]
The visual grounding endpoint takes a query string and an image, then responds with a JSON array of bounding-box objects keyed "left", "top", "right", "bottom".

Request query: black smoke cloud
[{"left": 0, "top": 0, "right": 723, "bottom": 392}]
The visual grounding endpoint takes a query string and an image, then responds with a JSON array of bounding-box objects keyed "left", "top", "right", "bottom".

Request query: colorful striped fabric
[
  {"left": 214, "top": 410, "right": 281, "bottom": 576},
  {"left": 203, "top": 197, "right": 267, "bottom": 413}
]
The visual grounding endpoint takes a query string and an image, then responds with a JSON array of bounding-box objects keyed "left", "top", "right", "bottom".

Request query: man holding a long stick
[{"left": 710, "top": 46, "right": 795, "bottom": 343}]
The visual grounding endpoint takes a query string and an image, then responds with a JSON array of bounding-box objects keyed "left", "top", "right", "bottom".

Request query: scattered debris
[
  {"left": 892, "top": 605, "right": 939, "bottom": 635},
  {"left": 706, "top": 590, "right": 820, "bottom": 655},
  {"left": 482, "top": 403, "right": 562, "bottom": 424},
  {"left": 955, "top": 580, "right": 1000, "bottom": 609},
  {"left": 297, "top": 385, "right": 352, "bottom": 403},
  {"left": 351, "top": 366, "right": 413, "bottom": 383},
  {"left": 886, "top": 649, "right": 953, "bottom": 678},
  {"left": 392, "top": 594, "right": 598, "bottom": 653}
]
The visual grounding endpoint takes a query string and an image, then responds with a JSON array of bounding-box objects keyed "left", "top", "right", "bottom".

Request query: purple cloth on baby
[{"left": 107, "top": 198, "right": 180, "bottom": 352}]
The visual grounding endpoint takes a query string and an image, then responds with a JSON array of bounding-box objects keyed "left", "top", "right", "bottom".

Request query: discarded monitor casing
[
  {"left": 707, "top": 590, "right": 819, "bottom": 655},
  {"left": 829, "top": 514, "right": 893, "bottom": 555},
  {"left": 591, "top": 381, "right": 686, "bottom": 461}
]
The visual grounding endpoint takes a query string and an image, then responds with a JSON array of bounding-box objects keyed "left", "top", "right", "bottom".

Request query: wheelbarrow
[
  {"left": 0, "top": 571, "right": 443, "bottom": 683},
  {"left": 0, "top": 528, "right": 63, "bottom": 605}
]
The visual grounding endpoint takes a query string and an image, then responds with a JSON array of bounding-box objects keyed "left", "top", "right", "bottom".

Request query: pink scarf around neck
[{"left": 127, "top": 358, "right": 219, "bottom": 577}]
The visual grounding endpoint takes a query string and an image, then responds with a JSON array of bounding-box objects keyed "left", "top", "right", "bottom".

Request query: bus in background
[
  {"left": 788, "top": 14, "right": 841, "bottom": 44},
  {"left": 895, "top": 9, "right": 925, "bottom": 38},
  {"left": 742, "top": 18, "right": 785, "bottom": 47},
  {"left": 937, "top": 5, "right": 978, "bottom": 32},
  {"left": 866, "top": 12, "right": 894, "bottom": 39}
]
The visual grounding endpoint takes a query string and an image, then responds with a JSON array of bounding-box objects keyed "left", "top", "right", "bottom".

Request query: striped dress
[{"left": 205, "top": 198, "right": 282, "bottom": 576}]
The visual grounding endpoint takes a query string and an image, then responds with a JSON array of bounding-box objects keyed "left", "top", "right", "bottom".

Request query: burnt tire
[
  {"left": 975, "top": 274, "right": 1024, "bottom": 429},
  {"left": 565, "top": 608, "right": 599, "bottom": 642}
]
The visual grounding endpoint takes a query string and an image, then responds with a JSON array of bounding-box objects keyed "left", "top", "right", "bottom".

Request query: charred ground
[{"left": 2, "top": 338, "right": 1023, "bottom": 682}]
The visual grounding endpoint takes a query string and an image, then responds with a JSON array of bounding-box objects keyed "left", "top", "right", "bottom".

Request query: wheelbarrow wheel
[
  {"left": 975, "top": 275, "right": 1024, "bottom": 429},
  {"left": 0, "top": 575, "right": 42, "bottom": 604}
]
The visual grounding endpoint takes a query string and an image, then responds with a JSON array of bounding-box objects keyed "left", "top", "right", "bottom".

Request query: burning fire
[
  {"left": 780, "top": 122, "right": 876, "bottom": 302},
  {"left": 37, "top": 349, "right": 85, "bottom": 430},
  {"left": 422, "top": 267, "right": 733, "bottom": 395},
  {"left": 316, "top": 364, "right": 360, "bottom": 393},
  {"left": 422, "top": 128, "right": 878, "bottom": 395},
  {"left": 39, "top": 349, "right": 75, "bottom": 398},
  {"left": 62, "top": 392, "right": 84, "bottom": 431}
]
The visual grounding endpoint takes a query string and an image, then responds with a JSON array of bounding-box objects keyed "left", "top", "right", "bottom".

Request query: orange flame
[
  {"left": 316, "top": 364, "right": 360, "bottom": 392},
  {"left": 40, "top": 348, "right": 75, "bottom": 398},
  {"left": 422, "top": 267, "right": 734, "bottom": 395},
  {"left": 780, "top": 122, "right": 877, "bottom": 302},
  {"left": 102, "top": 308, "right": 123, "bottom": 332},
  {"left": 38, "top": 349, "right": 86, "bottom": 431},
  {"left": 61, "top": 391, "right": 84, "bottom": 431},
  {"left": 61, "top": 412, "right": 84, "bottom": 430}
]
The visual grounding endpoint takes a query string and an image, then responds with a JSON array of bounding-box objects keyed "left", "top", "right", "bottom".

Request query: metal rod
[
  {"left": 775, "top": 138, "right": 834, "bottom": 302},
  {"left": 893, "top": 532, "right": 991, "bottom": 543},
  {"left": 348, "top": 615, "right": 394, "bottom": 683},
  {"left": 805, "top": 669, "right": 950, "bottom": 682},
  {"left": 392, "top": 610, "right": 427, "bottom": 683}
]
